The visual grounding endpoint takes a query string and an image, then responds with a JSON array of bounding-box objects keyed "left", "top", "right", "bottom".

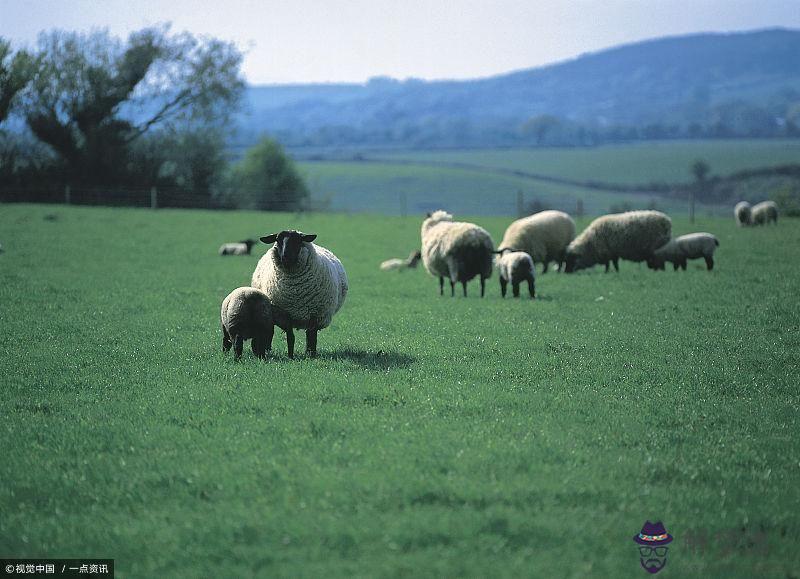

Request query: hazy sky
[{"left": 1, "top": 0, "right": 799, "bottom": 84}]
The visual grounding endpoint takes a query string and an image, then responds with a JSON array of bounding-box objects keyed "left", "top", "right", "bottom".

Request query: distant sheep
[
  {"left": 648, "top": 233, "right": 719, "bottom": 271},
  {"left": 219, "top": 239, "right": 257, "bottom": 256},
  {"left": 380, "top": 250, "right": 422, "bottom": 271},
  {"left": 421, "top": 210, "right": 494, "bottom": 297},
  {"left": 251, "top": 230, "right": 348, "bottom": 358},
  {"left": 734, "top": 202, "right": 752, "bottom": 227},
  {"left": 564, "top": 210, "right": 672, "bottom": 273},
  {"left": 498, "top": 210, "right": 576, "bottom": 273},
  {"left": 752, "top": 201, "right": 778, "bottom": 226},
  {"left": 220, "top": 287, "right": 274, "bottom": 360},
  {"left": 494, "top": 249, "right": 535, "bottom": 298}
]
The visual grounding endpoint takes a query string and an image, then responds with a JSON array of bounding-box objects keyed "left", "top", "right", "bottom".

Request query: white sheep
[
  {"left": 251, "top": 230, "right": 348, "bottom": 358},
  {"left": 219, "top": 239, "right": 257, "bottom": 256},
  {"left": 648, "top": 233, "right": 719, "bottom": 271},
  {"left": 752, "top": 201, "right": 778, "bottom": 226},
  {"left": 734, "top": 202, "right": 752, "bottom": 227},
  {"left": 498, "top": 210, "right": 576, "bottom": 273},
  {"left": 421, "top": 210, "right": 494, "bottom": 297},
  {"left": 494, "top": 249, "right": 536, "bottom": 298},
  {"left": 380, "top": 250, "right": 422, "bottom": 271},
  {"left": 564, "top": 210, "right": 672, "bottom": 273},
  {"left": 220, "top": 287, "right": 274, "bottom": 360}
]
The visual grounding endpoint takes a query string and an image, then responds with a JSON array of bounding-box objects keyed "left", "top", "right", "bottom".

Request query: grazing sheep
[
  {"left": 421, "top": 210, "right": 494, "bottom": 297},
  {"left": 251, "top": 230, "right": 348, "bottom": 358},
  {"left": 498, "top": 210, "right": 576, "bottom": 273},
  {"left": 494, "top": 249, "right": 536, "bottom": 298},
  {"left": 380, "top": 250, "right": 422, "bottom": 271},
  {"left": 219, "top": 239, "right": 257, "bottom": 256},
  {"left": 648, "top": 233, "right": 719, "bottom": 271},
  {"left": 564, "top": 210, "right": 672, "bottom": 273},
  {"left": 734, "top": 201, "right": 752, "bottom": 227},
  {"left": 220, "top": 287, "right": 274, "bottom": 360},
  {"left": 752, "top": 201, "right": 778, "bottom": 226}
]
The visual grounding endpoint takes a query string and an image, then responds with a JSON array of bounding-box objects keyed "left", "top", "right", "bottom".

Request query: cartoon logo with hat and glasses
[{"left": 633, "top": 521, "right": 673, "bottom": 574}]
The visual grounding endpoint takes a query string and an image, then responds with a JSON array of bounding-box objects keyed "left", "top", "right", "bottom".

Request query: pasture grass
[{"left": 1, "top": 203, "right": 799, "bottom": 577}]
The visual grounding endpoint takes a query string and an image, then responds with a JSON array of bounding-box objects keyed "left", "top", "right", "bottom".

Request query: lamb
[
  {"left": 251, "top": 230, "right": 348, "bottom": 358},
  {"left": 380, "top": 250, "right": 422, "bottom": 271},
  {"left": 734, "top": 202, "right": 752, "bottom": 227},
  {"left": 494, "top": 249, "right": 536, "bottom": 298},
  {"left": 421, "top": 210, "right": 494, "bottom": 297},
  {"left": 647, "top": 233, "right": 720, "bottom": 271},
  {"left": 220, "top": 287, "right": 274, "bottom": 360},
  {"left": 498, "top": 210, "right": 576, "bottom": 273},
  {"left": 564, "top": 210, "right": 672, "bottom": 273},
  {"left": 751, "top": 201, "right": 778, "bottom": 226},
  {"left": 219, "top": 239, "right": 257, "bottom": 256}
]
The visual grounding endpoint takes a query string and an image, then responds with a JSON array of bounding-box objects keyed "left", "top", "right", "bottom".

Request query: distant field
[
  {"left": 298, "top": 160, "right": 714, "bottom": 218},
  {"left": 295, "top": 140, "right": 800, "bottom": 217},
  {"left": 1, "top": 204, "right": 799, "bottom": 577},
  {"left": 369, "top": 139, "right": 800, "bottom": 185}
]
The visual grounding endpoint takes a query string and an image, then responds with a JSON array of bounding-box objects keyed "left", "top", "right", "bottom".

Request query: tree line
[{"left": 0, "top": 26, "right": 309, "bottom": 210}]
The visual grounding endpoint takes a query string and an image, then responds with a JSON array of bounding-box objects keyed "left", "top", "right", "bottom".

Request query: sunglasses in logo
[{"left": 639, "top": 547, "right": 668, "bottom": 557}]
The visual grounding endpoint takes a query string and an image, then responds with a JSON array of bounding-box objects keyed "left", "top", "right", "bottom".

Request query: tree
[
  {"left": 689, "top": 159, "right": 710, "bottom": 223},
  {"left": 22, "top": 25, "right": 244, "bottom": 185},
  {"left": 231, "top": 137, "right": 309, "bottom": 211},
  {"left": 0, "top": 38, "right": 34, "bottom": 124}
]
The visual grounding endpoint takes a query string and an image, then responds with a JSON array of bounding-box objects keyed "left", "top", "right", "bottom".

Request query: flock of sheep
[{"left": 218, "top": 200, "right": 779, "bottom": 360}]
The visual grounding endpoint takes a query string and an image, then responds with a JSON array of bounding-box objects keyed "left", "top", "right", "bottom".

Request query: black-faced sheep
[
  {"left": 498, "top": 210, "right": 575, "bottom": 273},
  {"left": 752, "top": 201, "right": 778, "bottom": 225},
  {"left": 219, "top": 239, "right": 257, "bottom": 256},
  {"left": 421, "top": 210, "right": 494, "bottom": 297},
  {"left": 647, "top": 233, "right": 719, "bottom": 271},
  {"left": 734, "top": 202, "right": 752, "bottom": 227},
  {"left": 380, "top": 250, "right": 422, "bottom": 271},
  {"left": 221, "top": 287, "right": 274, "bottom": 360},
  {"left": 564, "top": 210, "right": 672, "bottom": 273},
  {"left": 251, "top": 230, "right": 348, "bottom": 358}
]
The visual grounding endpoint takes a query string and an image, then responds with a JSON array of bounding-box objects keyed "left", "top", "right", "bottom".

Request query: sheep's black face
[
  {"left": 564, "top": 253, "right": 577, "bottom": 273},
  {"left": 260, "top": 230, "right": 317, "bottom": 268}
]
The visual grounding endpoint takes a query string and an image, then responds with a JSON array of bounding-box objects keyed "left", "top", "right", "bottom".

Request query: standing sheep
[
  {"left": 752, "top": 201, "right": 778, "bottom": 225},
  {"left": 219, "top": 239, "right": 257, "bottom": 256},
  {"left": 647, "top": 233, "right": 719, "bottom": 271},
  {"left": 380, "top": 250, "right": 422, "bottom": 271},
  {"left": 498, "top": 210, "right": 576, "bottom": 273},
  {"left": 220, "top": 287, "right": 274, "bottom": 360},
  {"left": 564, "top": 210, "right": 672, "bottom": 273},
  {"left": 421, "top": 210, "right": 494, "bottom": 297},
  {"left": 734, "top": 202, "right": 752, "bottom": 227},
  {"left": 494, "top": 249, "right": 536, "bottom": 298},
  {"left": 251, "top": 230, "right": 348, "bottom": 358}
]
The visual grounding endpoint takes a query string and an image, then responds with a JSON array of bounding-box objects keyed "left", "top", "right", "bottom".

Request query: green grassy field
[
  {"left": 1, "top": 204, "right": 799, "bottom": 577},
  {"left": 369, "top": 139, "right": 800, "bottom": 185}
]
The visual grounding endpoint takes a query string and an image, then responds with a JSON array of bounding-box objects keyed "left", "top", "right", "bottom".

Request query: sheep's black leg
[
  {"left": 673, "top": 262, "right": 679, "bottom": 271},
  {"left": 604, "top": 261, "right": 610, "bottom": 273},
  {"left": 480, "top": 276, "right": 486, "bottom": 297},
  {"left": 450, "top": 280, "right": 455, "bottom": 297},
  {"left": 512, "top": 282, "right": 520, "bottom": 298},
  {"left": 265, "top": 324, "right": 274, "bottom": 352},
  {"left": 500, "top": 278, "right": 507, "bottom": 298},
  {"left": 439, "top": 276, "right": 444, "bottom": 296},
  {"left": 252, "top": 336, "right": 266, "bottom": 360},
  {"left": 234, "top": 335, "right": 244, "bottom": 361},
  {"left": 542, "top": 262, "right": 549, "bottom": 274},
  {"left": 612, "top": 258, "right": 619, "bottom": 272},
  {"left": 681, "top": 260, "right": 687, "bottom": 271},
  {"left": 222, "top": 325, "right": 232, "bottom": 353},
  {"left": 286, "top": 327, "right": 295, "bottom": 359},
  {"left": 528, "top": 275, "right": 536, "bottom": 299},
  {"left": 705, "top": 256, "right": 714, "bottom": 271},
  {"left": 462, "top": 281, "right": 467, "bottom": 297},
  {"left": 306, "top": 326, "right": 318, "bottom": 358}
]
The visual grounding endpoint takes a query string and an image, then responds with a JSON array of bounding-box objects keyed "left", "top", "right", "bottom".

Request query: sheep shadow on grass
[{"left": 316, "top": 348, "right": 416, "bottom": 371}]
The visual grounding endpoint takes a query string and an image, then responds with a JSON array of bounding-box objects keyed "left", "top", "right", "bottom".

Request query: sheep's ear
[
  {"left": 300, "top": 233, "right": 317, "bottom": 242},
  {"left": 260, "top": 234, "right": 278, "bottom": 244},
  {"left": 426, "top": 211, "right": 432, "bottom": 217}
]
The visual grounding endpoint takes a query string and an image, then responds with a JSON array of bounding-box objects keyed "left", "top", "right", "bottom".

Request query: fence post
[
  {"left": 517, "top": 190, "right": 524, "bottom": 217},
  {"left": 65, "top": 185, "right": 71, "bottom": 205},
  {"left": 150, "top": 187, "right": 157, "bottom": 209}
]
